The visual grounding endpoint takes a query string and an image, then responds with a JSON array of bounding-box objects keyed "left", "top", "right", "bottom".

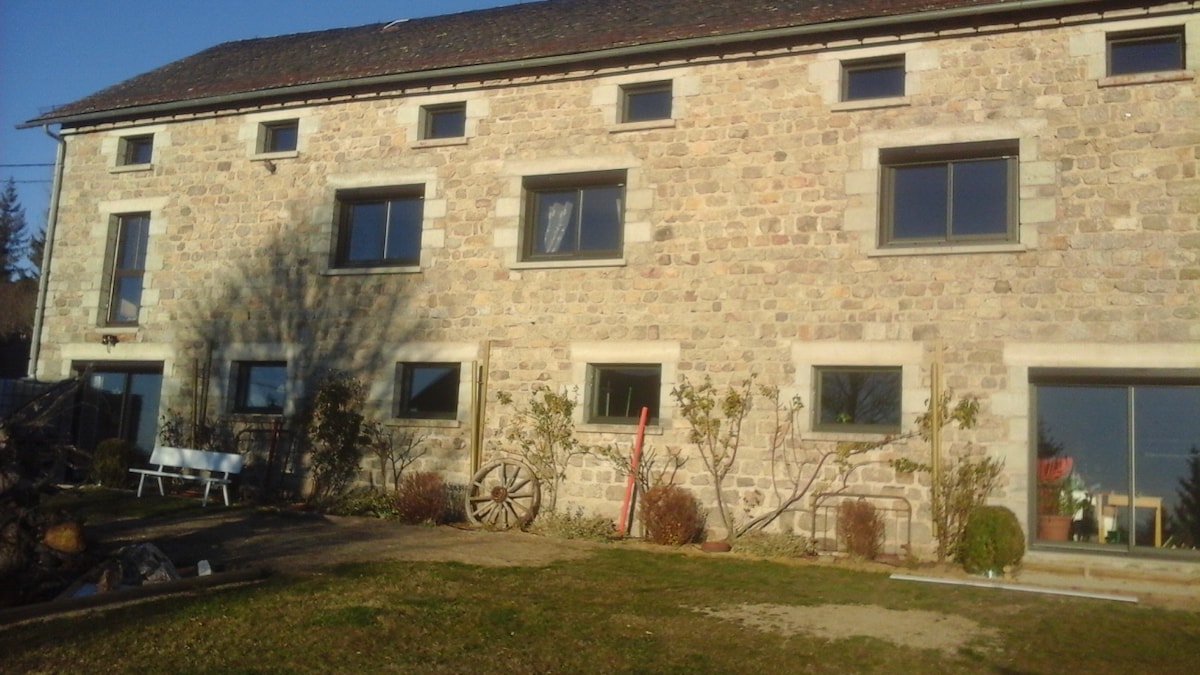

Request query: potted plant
[{"left": 1036, "top": 456, "right": 1075, "bottom": 541}]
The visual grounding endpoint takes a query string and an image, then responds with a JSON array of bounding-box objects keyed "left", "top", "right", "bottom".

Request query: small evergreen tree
[
  {"left": 1172, "top": 447, "right": 1200, "bottom": 548},
  {"left": 0, "top": 178, "right": 30, "bottom": 281}
]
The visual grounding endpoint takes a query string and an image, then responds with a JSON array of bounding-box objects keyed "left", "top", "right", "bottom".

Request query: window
[
  {"left": 1108, "top": 28, "right": 1185, "bottom": 76},
  {"left": 620, "top": 81, "right": 672, "bottom": 122},
  {"left": 421, "top": 103, "right": 466, "bottom": 140},
  {"left": 233, "top": 361, "right": 287, "bottom": 414},
  {"left": 334, "top": 187, "right": 424, "bottom": 268},
  {"left": 842, "top": 56, "right": 905, "bottom": 101},
  {"left": 73, "top": 365, "right": 163, "bottom": 459},
  {"left": 119, "top": 135, "right": 154, "bottom": 166},
  {"left": 814, "top": 367, "right": 901, "bottom": 433},
  {"left": 395, "top": 363, "right": 461, "bottom": 419},
  {"left": 523, "top": 172, "right": 624, "bottom": 261},
  {"left": 588, "top": 364, "right": 661, "bottom": 424},
  {"left": 260, "top": 120, "right": 298, "bottom": 153},
  {"left": 880, "top": 141, "right": 1018, "bottom": 246},
  {"left": 106, "top": 213, "right": 151, "bottom": 325},
  {"left": 1032, "top": 372, "right": 1200, "bottom": 555}
]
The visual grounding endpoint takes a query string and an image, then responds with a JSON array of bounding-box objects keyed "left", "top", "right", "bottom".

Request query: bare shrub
[
  {"left": 640, "top": 484, "right": 705, "bottom": 546},
  {"left": 839, "top": 498, "right": 884, "bottom": 560},
  {"left": 394, "top": 471, "right": 447, "bottom": 524}
]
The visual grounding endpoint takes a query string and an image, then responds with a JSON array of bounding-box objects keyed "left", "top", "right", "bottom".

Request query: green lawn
[{"left": 4, "top": 535, "right": 1199, "bottom": 674}]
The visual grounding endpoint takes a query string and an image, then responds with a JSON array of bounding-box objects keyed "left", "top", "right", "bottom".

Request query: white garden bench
[{"left": 129, "top": 446, "right": 245, "bottom": 506}]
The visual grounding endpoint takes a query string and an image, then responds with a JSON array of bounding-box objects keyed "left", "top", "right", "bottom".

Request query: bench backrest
[{"left": 148, "top": 446, "right": 245, "bottom": 474}]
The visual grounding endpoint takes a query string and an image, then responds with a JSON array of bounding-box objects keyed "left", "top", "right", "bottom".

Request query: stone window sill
[{"left": 1099, "top": 70, "right": 1193, "bottom": 88}]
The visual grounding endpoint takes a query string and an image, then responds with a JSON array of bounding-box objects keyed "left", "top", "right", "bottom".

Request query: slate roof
[{"left": 24, "top": 0, "right": 1124, "bottom": 127}]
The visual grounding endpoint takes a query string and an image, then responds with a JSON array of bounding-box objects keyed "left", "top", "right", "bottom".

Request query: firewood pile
[{"left": 0, "top": 375, "right": 92, "bottom": 607}]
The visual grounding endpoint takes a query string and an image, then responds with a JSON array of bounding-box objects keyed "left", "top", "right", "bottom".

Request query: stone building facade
[{"left": 22, "top": 0, "right": 1200, "bottom": 562}]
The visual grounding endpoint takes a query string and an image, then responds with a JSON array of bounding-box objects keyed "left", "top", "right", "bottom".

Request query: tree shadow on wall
[{"left": 182, "top": 233, "right": 423, "bottom": 498}]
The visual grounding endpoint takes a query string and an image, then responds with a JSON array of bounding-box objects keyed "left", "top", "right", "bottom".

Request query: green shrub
[
  {"left": 958, "top": 505, "right": 1025, "bottom": 574},
  {"left": 305, "top": 372, "right": 368, "bottom": 504},
  {"left": 90, "top": 438, "right": 136, "bottom": 488},
  {"left": 330, "top": 487, "right": 398, "bottom": 519},
  {"left": 839, "top": 498, "right": 884, "bottom": 560},
  {"left": 640, "top": 484, "right": 705, "bottom": 546},
  {"left": 395, "top": 472, "right": 448, "bottom": 524},
  {"left": 532, "top": 507, "right": 616, "bottom": 541},
  {"left": 733, "top": 531, "right": 813, "bottom": 558}
]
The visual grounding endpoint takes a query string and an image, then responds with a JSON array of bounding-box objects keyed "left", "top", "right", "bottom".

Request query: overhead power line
[{"left": 0, "top": 163, "right": 55, "bottom": 168}]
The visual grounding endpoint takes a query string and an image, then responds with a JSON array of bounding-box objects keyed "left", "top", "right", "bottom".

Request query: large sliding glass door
[
  {"left": 1033, "top": 374, "right": 1200, "bottom": 554},
  {"left": 74, "top": 363, "right": 163, "bottom": 459}
]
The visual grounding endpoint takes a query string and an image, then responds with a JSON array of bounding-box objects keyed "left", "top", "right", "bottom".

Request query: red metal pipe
[{"left": 617, "top": 406, "right": 649, "bottom": 536}]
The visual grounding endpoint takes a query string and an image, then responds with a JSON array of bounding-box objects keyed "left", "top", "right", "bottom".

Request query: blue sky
[{"left": 0, "top": 0, "right": 531, "bottom": 235}]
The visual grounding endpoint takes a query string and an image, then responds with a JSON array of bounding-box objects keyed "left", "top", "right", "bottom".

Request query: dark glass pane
[
  {"left": 267, "top": 123, "right": 298, "bottom": 152},
  {"left": 128, "top": 372, "right": 163, "bottom": 454},
  {"left": 401, "top": 364, "right": 460, "bottom": 418},
  {"left": 117, "top": 215, "right": 149, "bottom": 269},
  {"left": 625, "top": 87, "right": 672, "bottom": 122},
  {"left": 240, "top": 363, "right": 286, "bottom": 413},
  {"left": 1035, "top": 385, "right": 1128, "bottom": 546},
  {"left": 347, "top": 202, "right": 386, "bottom": 262},
  {"left": 111, "top": 276, "right": 144, "bottom": 323},
  {"left": 428, "top": 107, "right": 466, "bottom": 138},
  {"left": 845, "top": 64, "right": 904, "bottom": 100},
  {"left": 1110, "top": 35, "right": 1183, "bottom": 75},
  {"left": 951, "top": 158, "right": 1009, "bottom": 237},
  {"left": 125, "top": 137, "right": 153, "bottom": 164},
  {"left": 1133, "top": 385, "right": 1200, "bottom": 549},
  {"left": 817, "top": 369, "right": 901, "bottom": 428},
  {"left": 383, "top": 198, "right": 424, "bottom": 263},
  {"left": 578, "top": 186, "right": 622, "bottom": 252},
  {"left": 534, "top": 191, "right": 579, "bottom": 255},
  {"left": 891, "top": 164, "right": 947, "bottom": 240},
  {"left": 592, "top": 366, "right": 660, "bottom": 422}
]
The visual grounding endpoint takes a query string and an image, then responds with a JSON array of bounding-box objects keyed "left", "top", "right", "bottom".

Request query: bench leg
[
  {"left": 221, "top": 483, "right": 231, "bottom": 506},
  {"left": 137, "top": 473, "right": 147, "bottom": 498},
  {"left": 202, "top": 481, "right": 211, "bottom": 507}
]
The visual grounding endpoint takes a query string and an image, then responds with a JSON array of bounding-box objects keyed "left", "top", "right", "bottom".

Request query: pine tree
[
  {"left": 0, "top": 177, "right": 30, "bottom": 281},
  {"left": 1173, "top": 447, "right": 1200, "bottom": 548}
]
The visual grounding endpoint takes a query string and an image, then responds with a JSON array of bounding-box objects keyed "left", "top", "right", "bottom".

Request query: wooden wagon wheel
[{"left": 466, "top": 458, "right": 541, "bottom": 529}]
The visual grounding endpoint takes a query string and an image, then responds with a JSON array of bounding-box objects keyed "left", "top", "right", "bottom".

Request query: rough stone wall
[{"left": 36, "top": 8, "right": 1199, "bottom": 555}]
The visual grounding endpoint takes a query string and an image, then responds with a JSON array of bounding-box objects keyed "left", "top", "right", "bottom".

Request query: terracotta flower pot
[{"left": 1037, "top": 514, "right": 1072, "bottom": 541}]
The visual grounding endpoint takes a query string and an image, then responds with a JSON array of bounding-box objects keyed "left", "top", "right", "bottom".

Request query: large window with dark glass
[
  {"left": 334, "top": 187, "right": 424, "bottom": 268},
  {"left": 1107, "top": 28, "right": 1185, "bottom": 76},
  {"left": 106, "top": 213, "right": 150, "bottom": 326},
  {"left": 814, "top": 367, "right": 902, "bottom": 433},
  {"left": 588, "top": 364, "right": 661, "bottom": 424},
  {"left": 233, "top": 361, "right": 287, "bottom": 414},
  {"left": 73, "top": 364, "right": 164, "bottom": 460},
  {"left": 1032, "top": 372, "right": 1200, "bottom": 557},
  {"left": 842, "top": 56, "right": 905, "bottom": 101},
  {"left": 881, "top": 141, "right": 1017, "bottom": 247},
  {"left": 523, "top": 172, "right": 624, "bottom": 261},
  {"left": 395, "top": 363, "right": 460, "bottom": 419}
]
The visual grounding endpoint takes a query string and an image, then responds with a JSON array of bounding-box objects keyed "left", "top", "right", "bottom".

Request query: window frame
[
  {"left": 394, "top": 362, "right": 461, "bottom": 420},
  {"left": 1107, "top": 27, "right": 1186, "bottom": 76},
  {"left": 1029, "top": 369, "right": 1200, "bottom": 553},
  {"left": 813, "top": 366, "right": 903, "bottom": 434},
  {"left": 105, "top": 212, "right": 151, "bottom": 327},
  {"left": 521, "top": 171, "right": 626, "bottom": 262},
  {"left": 620, "top": 81, "right": 673, "bottom": 123},
  {"left": 587, "top": 363, "right": 662, "bottom": 425},
  {"left": 420, "top": 102, "right": 467, "bottom": 140},
  {"left": 232, "top": 361, "right": 288, "bottom": 415},
  {"left": 260, "top": 119, "right": 299, "bottom": 154},
  {"left": 879, "top": 140, "right": 1019, "bottom": 248},
  {"left": 841, "top": 56, "right": 906, "bottom": 102},
  {"left": 118, "top": 134, "right": 154, "bottom": 166},
  {"left": 332, "top": 186, "right": 425, "bottom": 269}
]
